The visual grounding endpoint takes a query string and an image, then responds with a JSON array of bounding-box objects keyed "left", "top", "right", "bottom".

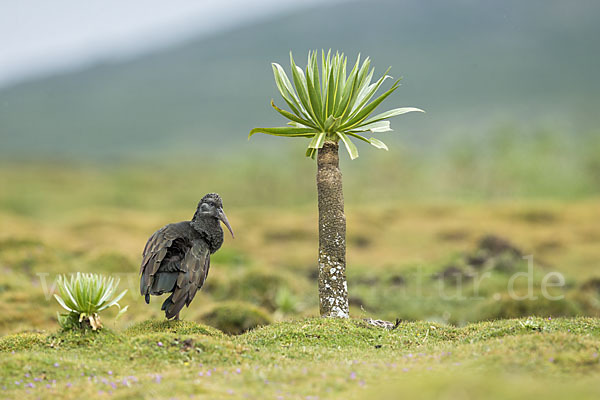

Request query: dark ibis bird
[{"left": 140, "top": 193, "right": 234, "bottom": 319}]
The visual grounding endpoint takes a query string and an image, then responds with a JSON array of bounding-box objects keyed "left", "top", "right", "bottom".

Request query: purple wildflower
[
  {"left": 66, "top": 382, "right": 72, "bottom": 388},
  {"left": 349, "top": 372, "right": 356, "bottom": 380},
  {"left": 157, "top": 342, "right": 163, "bottom": 347},
  {"left": 108, "top": 370, "right": 113, "bottom": 375},
  {"left": 53, "top": 363, "right": 59, "bottom": 367},
  {"left": 235, "top": 368, "right": 241, "bottom": 374},
  {"left": 46, "top": 384, "right": 51, "bottom": 389},
  {"left": 26, "top": 383, "right": 34, "bottom": 388}
]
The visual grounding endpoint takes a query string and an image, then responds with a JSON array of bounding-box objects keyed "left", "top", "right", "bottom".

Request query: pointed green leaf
[
  {"left": 305, "top": 52, "right": 323, "bottom": 122},
  {"left": 287, "top": 122, "right": 309, "bottom": 128},
  {"left": 271, "top": 100, "right": 318, "bottom": 129},
  {"left": 351, "top": 68, "right": 375, "bottom": 112},
  {"left": 99, "top": 289, "right": 127, "bottom": 311},
  {"left": 346, "top": 132, "right": 371, "bottom": 144},
  {"left": 62, "top": 276, "right": 81, "bottom": 310},
  {"left": 272, "top": 63, "right": 307, "bottom": 119},
  {"left": 361, "top": 107, "right": 425, "bottom": 126},
  {"left": 323, "top": 115, "right": 343, "bottom": 132},
  {"left": 321, "top": 49, "right": 329, "bottom": 95},
  {"left": 334, "top": 54, "right": 361, "bottom": 118},
  {"left": 343, "top": 57, "right": 371, "bottom": 118},
  {"left": 368, "top": 137, "right": 389, "bottom": 150},
  {"left": 325, "top": 59, "right": 336, "bottom": 117},
  {"left": 351, "top": 120, "right": 392, "bottom": 133},
  {"left": 54, "top": 294, "right": 74, "bottom": 313},
  {"left": 341, "top": 80, "right": 401, "bottom": 130},
  {"left": 115, "top": 305, "right": 129, "bottom": 320},
  {"left": 290, "top": 53, "right": 321, "bottom": 128},
  {"left": 249, "top": 127, "right": 317, "bottom": 139},
  {"left": 308, "top": 131, "right": 326, "bottom": 149},
  {"left": 305, "top": 147, "right": 317, "bottom": 159},
  {"left": 348, "top": 69, "right": 392, "bottom": 118},
  {"left": 333, "top": 54, "right": 346, "bottom": 113},
  {"left": 336, "top": 131, "right": 359, "bottom": 160}
]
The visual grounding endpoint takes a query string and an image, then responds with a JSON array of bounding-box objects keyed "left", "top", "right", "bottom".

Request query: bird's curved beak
[{"left": 217, "top": 208, "right": 234, "bottom": 238}]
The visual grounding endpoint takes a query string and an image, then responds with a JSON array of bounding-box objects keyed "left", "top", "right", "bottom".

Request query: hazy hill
[{"left": 1, "top": 0, "right": 599, "bottom": 159}]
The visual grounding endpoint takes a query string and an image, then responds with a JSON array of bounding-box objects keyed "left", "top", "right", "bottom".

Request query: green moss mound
[
  {"left": 200, "top": 301, "right": 272, "bottom": 335},
  {"left": 475, "top": 293, "right": 582, "bottom": 320},
  {"left": 0, "top": 332, "right": 46, "bottom": 352},
  {"left": 207, "top": 267, "right": 306, "bottom": 311},
  {"left": 124, "top": 319, "right": 223, "bottom": 337}
]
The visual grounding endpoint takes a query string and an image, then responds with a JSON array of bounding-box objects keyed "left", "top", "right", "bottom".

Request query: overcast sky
[{"left": 0, "top": 0, "right": 346, "bottom": 88}]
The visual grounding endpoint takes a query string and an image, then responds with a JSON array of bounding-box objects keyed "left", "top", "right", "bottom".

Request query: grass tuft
[{"left": 124, "top": 319, "right": 223, "bottom": 337}]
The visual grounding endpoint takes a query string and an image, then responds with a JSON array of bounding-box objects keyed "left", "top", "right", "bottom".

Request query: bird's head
[{"left": 194, "top": 193, "right": 234, "bottom": 238}]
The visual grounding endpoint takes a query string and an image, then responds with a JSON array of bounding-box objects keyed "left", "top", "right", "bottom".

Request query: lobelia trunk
[{"left": 316, "top": 140, "right": 349, "bottom": 318}]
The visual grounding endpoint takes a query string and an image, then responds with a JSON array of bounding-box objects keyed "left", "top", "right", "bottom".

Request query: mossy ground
[{"left": 0, "top": 317, "right": 599, "bottom": 399}]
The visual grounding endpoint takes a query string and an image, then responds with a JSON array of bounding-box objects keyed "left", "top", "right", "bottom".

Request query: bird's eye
[{"left": 201, "top": 203, "right": 211, "bottom": 211}]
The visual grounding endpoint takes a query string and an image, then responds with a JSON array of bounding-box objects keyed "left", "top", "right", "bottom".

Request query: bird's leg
[{"left": 174, "top": 312, "right": 180, "bottom": 321}]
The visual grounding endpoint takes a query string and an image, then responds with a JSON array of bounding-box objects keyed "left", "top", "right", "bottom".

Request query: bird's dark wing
[
  {"left": 164, "top": 241, "right": 210, "bottom": 319},
  {"left": 139, "top": 223, "right": 187, "bottom": 298}
]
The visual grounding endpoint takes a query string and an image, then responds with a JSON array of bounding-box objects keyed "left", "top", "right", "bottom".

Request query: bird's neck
[{"left": 190, "top": 216, "right": 223, "bottom": 253}]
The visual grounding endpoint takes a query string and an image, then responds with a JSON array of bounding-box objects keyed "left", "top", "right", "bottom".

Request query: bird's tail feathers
[
  {"left": 163, "top": 293, "right": 187, "bottom": 319},
  {"left": 161, "top": 293, "right": 174, "bottom": 312}
]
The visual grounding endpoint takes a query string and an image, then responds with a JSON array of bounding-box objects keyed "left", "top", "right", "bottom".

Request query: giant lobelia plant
[{"left": 250, "top": 50, "right": 423, "bottom": 318}]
